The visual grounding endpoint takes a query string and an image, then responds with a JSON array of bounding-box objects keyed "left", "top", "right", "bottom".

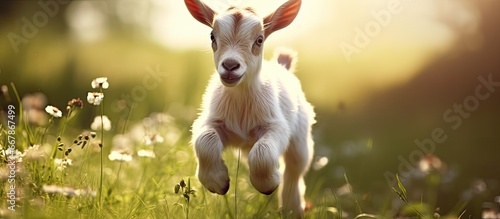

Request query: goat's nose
[{"left": 222, "top": 59, "right": 240, "bottom": 71}]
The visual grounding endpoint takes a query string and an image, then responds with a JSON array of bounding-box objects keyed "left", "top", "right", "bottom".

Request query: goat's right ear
[{"left": 185, "top": 0, "right": 216, "bottom": 28}]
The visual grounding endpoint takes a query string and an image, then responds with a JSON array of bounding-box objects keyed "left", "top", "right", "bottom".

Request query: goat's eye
[
  {"left": 210, "top": 33, "right": 215, "bottom": 42},
  {"left": 255, "top": 36, "right": 264, "bottom": 46},
  {"left": 210, "top": 32, "right": 217, "bottom": 51}
]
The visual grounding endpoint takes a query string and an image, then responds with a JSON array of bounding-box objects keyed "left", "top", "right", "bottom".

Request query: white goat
[{"left": 185, "top": 0, "right": 315, "bottom": 217}]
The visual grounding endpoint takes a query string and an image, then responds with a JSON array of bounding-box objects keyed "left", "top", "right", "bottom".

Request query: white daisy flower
[
  {"left": 87, "top": 92, "right": 104, "bottom": 105},
  {"left": 22, "top": 145, "right": 44, "bottom": 161},
  {"left": 90, "top": 115, "right": 112, "bottom": 131},
  {"left": 54, "top": 158, "right": 72, "bottom": 171},
  {"left": 6, "top": 149, "right": 23, "bottom": 163},
  {"left": 91, "top": 77, "right": 109, "bottom": 89},
  {"left": 45, "top": 105, "right": 62, "bottom": 118},
  {"left": 144, "top": 134, "right": 164, "bottom": 146},
  {"left": 137, "top": 149, "right": 156, "bottom": 158},
  {"left": 418, "top": 154, "right": 443, "bottom": 174},
  {"left": 42, "top": 185, "right": 63, "bottom": 194},
  {"left": 108, "top": 150, "right": 132, "bottom": 162}
]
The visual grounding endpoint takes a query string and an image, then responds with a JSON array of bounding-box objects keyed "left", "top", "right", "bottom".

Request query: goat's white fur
[{"left": 186, "top": 0, "right": 314, "bottom": 217}]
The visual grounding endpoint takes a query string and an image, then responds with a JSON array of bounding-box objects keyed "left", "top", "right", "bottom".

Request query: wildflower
[
  {"left": 67, "top": 98, "right": 83, "bottom": 109},
  {"left": 21, "top": 145, "right": 44, "bottom": 161},
  {"left": 108, "top": 150, "right": 132, "bottom": 162},
  {"left": 54, "top": 158, "right": 72, "bottom": 171},
  {"left": 150, "top": 112, "right": 174, "bottom": 124},
  {"left": 22, "top": 92, "right": 49, "bottom": 125},
  {"left": 87, "top": 92, "right": 104, "bottom": 105},
  {"left": 144, "top": 134, "right": 164, "bottom": 146},
  {"left": 174, "top": 184, "right": 181, "bottom": 193},
  {"left": 482, "top": 202, "right": 500, "bottom": 219},
  {"left": 90, "top": 115, "right": 112, "bottom": 131},
  {"left": 22, "top": 92, "right": 47, "bottom": 110},
  {"left": 91, "top": 77, "right": 109, "bottom": 89},
  {"left": 5, "top": 149, "right": 23, "bottom": 163},
  {"left": 312, "top": 156, "right": 329, "bottom": 170},
  {"left": 45, "top": 105, "right": 62, "bottom": 118},
  {"left": 72, "top": 133, "right": 93, "bottom": 149},
  {"left": 137, "top": 149, "right": 156, "bottom": 158},
  {"left": 482, "top": 208, "right": 500, "bottom": 219},
  {"left": 42, "top": 185, "right": 63, "bottom": 194},
  {"left": 174, "top": 178, "right": 196, "bottom": 201},
  {"left": 418, "top": 154, "right": 443, "bottom": 174},
  {"left": 1, "top": 85, "right": 8, "bottom": 96}
]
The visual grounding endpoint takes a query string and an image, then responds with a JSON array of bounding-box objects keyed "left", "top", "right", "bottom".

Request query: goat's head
[{"left": 185, "top": 0, "right": 301, "bottom": 87}]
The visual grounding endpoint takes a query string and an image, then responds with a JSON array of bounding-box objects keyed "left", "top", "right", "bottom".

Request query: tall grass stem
[
  {"left": 99, "top": 87, "right": 104, "bottom": 209},
  {"left": 234, "top": 149, "right": 241, "bottom": 219}
]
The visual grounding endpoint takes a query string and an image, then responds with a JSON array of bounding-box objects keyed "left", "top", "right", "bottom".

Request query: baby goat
[{"left": 185, "top": 0, "right": 315, "bottom": 217}]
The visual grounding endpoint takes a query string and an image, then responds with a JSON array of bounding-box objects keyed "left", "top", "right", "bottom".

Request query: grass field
[
  {"left": 0, "top": 78, "right": 476, "bottom": 219},
  {"left": 1, "top": 1, "right": 499, "bottom": 217}
]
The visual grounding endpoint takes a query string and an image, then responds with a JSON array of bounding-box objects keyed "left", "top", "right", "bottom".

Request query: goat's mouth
[{"left": 220, "top": 73, "right": 243, "bottom": 87}]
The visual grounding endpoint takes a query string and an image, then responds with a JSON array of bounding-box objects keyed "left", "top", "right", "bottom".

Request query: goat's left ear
[
  {"left": 185, "top": 0, "right": 216, "bottom": 27},
  {"left": 263, "top": 0, "right": 301, "bottom": 38}
]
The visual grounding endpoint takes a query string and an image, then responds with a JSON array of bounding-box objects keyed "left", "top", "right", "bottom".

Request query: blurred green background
[{"left": 1, "top": 0, "right": 499, "bottom": 217}]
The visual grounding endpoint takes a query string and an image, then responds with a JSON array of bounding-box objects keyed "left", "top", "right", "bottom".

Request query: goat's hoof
[
  {"left": 204, "top": 174, "right": 230, "bottom": 195},
  {"left": 197, "top": 163, "right": 230, "bottom": 195},
  {"left": 208, "top": 181, "right": 230, "bottom": 195},
  {"left": 260, "top": 187, "right": 278, "bottom": 195},
  {"left": 250, "top": 168, "right": 280, "bottom": 195}
]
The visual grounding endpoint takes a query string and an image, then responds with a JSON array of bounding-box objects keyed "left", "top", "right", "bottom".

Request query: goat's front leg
[
  {"left": 193, "top": 123, "right": 230, "bottom": 195},
  {"left": 248, "top": 124, "right": 290, "bottom": 195}
]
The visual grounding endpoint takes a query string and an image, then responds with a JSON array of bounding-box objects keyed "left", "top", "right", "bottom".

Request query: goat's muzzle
[
  {"left": 220, "top": 72, "right": 243, "bottom": 87},
  {"left": 219, "top": 59, "right": 244, "bottom": 87}
]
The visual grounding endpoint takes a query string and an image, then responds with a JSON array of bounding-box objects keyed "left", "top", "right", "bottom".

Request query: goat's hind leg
[
  {"left": 193, "top": 125, "right": 230, "bottom": 195},
  {"left": 281, "top": 126, "right": 314, "bottom": 217}
]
